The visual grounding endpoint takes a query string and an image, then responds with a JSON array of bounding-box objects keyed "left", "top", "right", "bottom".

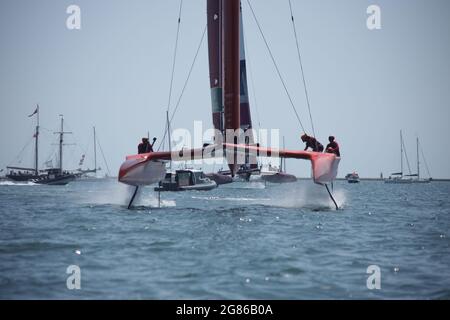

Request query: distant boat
[
  {"left": 205, "top": 172, "right": 233, "bottom": 185},
  {"left": 76, "top": 126, "right": 112, "bottom": 180},
  {"left": 345, "top": 172, "right": 360, "bottom": 183},
  {"left": 31, "top": 168, "right": 77, "bottom": 185},
  {"left": 260, "top": 138, "right": 297, "bottom": 184},
  {"left": 32, "top": 115, "right": 78, "bottom": 185},
  {"left": 6, "top": 107, "right": 76, "bottom": 185},
  {"left": 385, "top": 130, "right": 413, "bottom": 184},
  {"left": 155, "top": 169, "right": 217, "bottom": 192}
]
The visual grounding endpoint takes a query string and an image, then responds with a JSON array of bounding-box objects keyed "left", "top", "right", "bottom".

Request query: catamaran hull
[
  {"left": 261, "top": 172, "right": 297, "bottom": 183},
  {"left": 205, "top": 173, "right": 234, "bottom": 185},
  {"left": 119, "top": 159, "right": 166, "bottom": 187},
  {"left": 118, "top": 146, "right": 340, "bottom": 187}
]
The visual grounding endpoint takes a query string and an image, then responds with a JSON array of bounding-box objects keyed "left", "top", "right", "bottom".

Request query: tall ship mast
[{"left": 6, "top": 105, "right": 41, "bottom": 181}]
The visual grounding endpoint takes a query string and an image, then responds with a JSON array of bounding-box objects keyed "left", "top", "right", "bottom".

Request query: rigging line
[
  {"left": 97, "top": 140, "right": 111, "bottom": 176},
  {"left": 7, "top": 137, "right": 34, "bottom": 167},
  {"left": 419, "top": 141, "right": 432, "bottom": 178},
  {"left": 96, "top": 133, "right": 111, "bottom": 176},
  {"left": 246, "top": 0, "right": 307, "bottom": 134},
  {"left": 242, "top": 17, "right": 262, "bottom": 131},
  {"left": 157, "top": 24, "right": 207, "bottom": 151},
  {"left": 155, "top": 0, "right": 183, "bottom": 153},
  {"left": 288, "top": 0, "right": 316, "bottom": 138},
  {"left": 169, "top": 25, "right": 207, "bottom": 126},
  {"left": 401, "top": 138, "right": 412, "bottom": 175},
  {"left": 247, "top": 57, "right": 261, "bottom": 130},
  {"left": 167, "top": 0, "right": 184, "bottom": 115}
]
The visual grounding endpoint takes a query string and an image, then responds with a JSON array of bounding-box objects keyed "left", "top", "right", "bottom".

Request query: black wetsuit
[
  {"left": 138, "top": 142, "right": 153, "bottom": 154},
  {"left": 304, "top": 137, "right": 324, "bottom": 152},
  {"left": 326, "top": 141, "right": 340, "bottom": 157}
]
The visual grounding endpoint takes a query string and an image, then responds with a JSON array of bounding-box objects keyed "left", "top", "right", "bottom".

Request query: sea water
[{"left": 0, "top": 178, "right": 449, "bottom": 299}]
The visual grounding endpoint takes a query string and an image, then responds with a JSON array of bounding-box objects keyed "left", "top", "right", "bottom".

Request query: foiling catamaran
[{"left": 118, "top": 0, "right": 341, "bottom": 209}]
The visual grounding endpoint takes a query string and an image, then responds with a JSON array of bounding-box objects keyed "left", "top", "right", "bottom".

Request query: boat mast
[
  {"left": 207, "top": 0, "right": 224, "bottom": 140},
  {"left": 93, "top": 126, "right": 97, "bottom": 174},
  {"left": 416, "top": 136, "right": 420, "bottom": 180},
  {"left": 281, "top": 136, "right": 286, "bottom": 173},
  {"left": 222, "top": 0, "right": 240, "bottom": 175},
  {"left": 166, "top": 111, "right": 172, "bottom": 171},
  {"left": 54, "top": 115, "right": 72, "bottom": 174},
  {"left": 34, "top": 104, "right": 40, "bottom": 176},
  {"left": 400, "top": 130, "right": 403, "bottom": 178}
]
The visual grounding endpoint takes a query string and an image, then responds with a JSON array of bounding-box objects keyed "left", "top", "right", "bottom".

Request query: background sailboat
[
  {"left": 31, "top": 115, "right": 78, "bottom": 185},
  {"left": 260, "top": 137, "right": 297, "bottom": 183},
  {"left": 385, "top": 131, "right": 432, "bottom": 184},
  {"left": 406, "top": 137, "right": 432, "bottom": 183},
  {"left": 385, "top": 130, "right": 412, "bottom": 184}
]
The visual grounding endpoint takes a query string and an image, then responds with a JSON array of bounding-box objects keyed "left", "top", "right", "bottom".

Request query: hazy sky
[{"left": 1, "top": 0, "right": 449, "bottom": 178}]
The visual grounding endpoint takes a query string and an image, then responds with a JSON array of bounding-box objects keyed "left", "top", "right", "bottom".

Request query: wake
[
  {"left": 264, "top": 183, "right": 346, "bottom": 211},
  {"left": 82, "top": 183, "right": 176, "bottom": 208},
  {"left": 0, "top": 181, "right": 36, "bottom": 186}
]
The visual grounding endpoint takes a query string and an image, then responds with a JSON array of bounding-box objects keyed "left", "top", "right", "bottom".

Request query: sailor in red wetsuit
[
  {"left": 325, "top": 136, "right": 340, "bottom": 157},
  {"left": 138, "top": 137, "right": 157, "bottom": 154},
  {"left": 301, "top": 134, "right": 324, "bottom": 152}
]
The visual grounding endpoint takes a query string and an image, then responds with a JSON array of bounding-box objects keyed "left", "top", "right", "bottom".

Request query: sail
[
  {"left": 239, "top": 3, "right": 251, "bottom": 132},
  {"left": 207, "top": 0, "right": 241, "bottom": 175},
  {"left": 208, "top": 0, "right": 257, "bottom": 171},
  {"left": 207, "top": 0, "right": 223, "bottom": 134},
  {"left": 239, "top": 3, "right": 258, "bottom": 169},
  {"left": 207, "top": 0, "right": 240, "bottom": 134}
]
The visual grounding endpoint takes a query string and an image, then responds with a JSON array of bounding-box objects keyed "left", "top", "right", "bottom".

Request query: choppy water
[{"left": 0, "top": 178, "right": 449, "bottom": 299}]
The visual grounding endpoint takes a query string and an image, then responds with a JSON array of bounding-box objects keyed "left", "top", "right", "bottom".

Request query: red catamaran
[{"left": 118, "top": 0, "right": 340, "bottom": 208}]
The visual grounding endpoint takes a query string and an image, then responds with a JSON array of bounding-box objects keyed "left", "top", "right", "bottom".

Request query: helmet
[
  {"left": 301, "top": 134, "right": 308, "bottom": 141},
  {"left": 328, "top": 136, "right": 335, "bottom": 142}
]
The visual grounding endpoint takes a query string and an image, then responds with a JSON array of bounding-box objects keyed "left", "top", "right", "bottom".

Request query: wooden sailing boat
[
  {"left": 118, "top": 0, "right": 340, "bottom": 208},
  {"left": 6, "top": 109, "right": 77, "bottom": 185},
  {"left": 31, "top": 115, "right": 77, "bottom": 185}
]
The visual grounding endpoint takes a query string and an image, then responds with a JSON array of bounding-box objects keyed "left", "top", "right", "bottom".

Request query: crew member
[
  {"left": 300, "top": 134, "right": 324, "bottom": 152},
  {"left": 138, "top": 137, "right": 157, "bottom": 154},
  {"left": 325, "top": 136, "right": 340, "bottom": 157}
]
